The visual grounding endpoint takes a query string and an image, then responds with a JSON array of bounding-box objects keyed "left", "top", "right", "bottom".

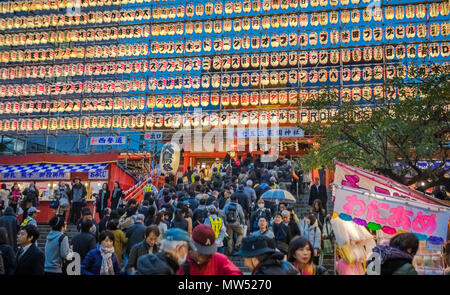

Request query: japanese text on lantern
[{"left": 343, "top": 194, "right": 437, "bottom": 235}]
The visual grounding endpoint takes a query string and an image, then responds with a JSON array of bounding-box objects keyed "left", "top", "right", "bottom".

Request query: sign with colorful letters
[
  {"left": 0, "top": 171, "right": 70, "bottom": 180},
  {"left": 333, "top": 186, "right": 450, "bottom": 245},
  {"left": 90, "top": 136, "right": 126, "bottom": 145}
]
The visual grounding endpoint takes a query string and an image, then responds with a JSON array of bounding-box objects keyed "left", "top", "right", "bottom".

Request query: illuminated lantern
[
  {"left": 121, "top": 116, "right": 129, "bottom": 129},
  {"left": 259, "top": 111, "right": 268, "bottom": 125},
  {"left": 269, "top": 110, "right": 278, "bottom": 124},
  {"left": 201, "top": 94, "right": 209, "bottom": 107},
  {"left": 201, "top": 112, "right": 210, "bottom": 127},
  {"left": 229, "top": 112, "right": 238, "bottom": 126},
  {"left": 220, "top": 112, "right": 229, "bottom": 126},
  {"left": 221, "top": 93, "right": 230, "bottom": 106},
  {"left": 240, "top": 92, "right": 249, "bottom": 106},
  {"left": 160, "top": 142, "right": 181, "bottom": 175},
  {"left": 172, "top": 114, "right": 181, "bottom": 128},
  {"left": 270, "top": 91, "right": 279, "bottom": 104},
  {"left": 362, "top": 86, "right": 372, "bottom": 101},
  {"left": 191, "top": 113, "right": 200, "bottom": 127},
  {"left": 32, "top": 119, "right": 40, "bottom": 130},
  {"left": 260, "top": 91, "right": 269, "bottom": 105},
  {"left": 191, "top": 94, "right": 200, "bottom": 107},
  {"left": 250, "top": 92, "right": 259, "bottom": 106}
]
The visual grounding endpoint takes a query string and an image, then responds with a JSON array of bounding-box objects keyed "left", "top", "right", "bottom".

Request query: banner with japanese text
[
  {"left": 333, "top": 186, "right": 450, "bottom": 245},
  {"left": 333, "top": 161, "right": 444, "bottom": 205}
]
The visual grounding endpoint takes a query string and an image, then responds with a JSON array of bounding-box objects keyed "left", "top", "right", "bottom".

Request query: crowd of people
[{"left": 0, "top": 153, "right": 448, "bottom": 275}]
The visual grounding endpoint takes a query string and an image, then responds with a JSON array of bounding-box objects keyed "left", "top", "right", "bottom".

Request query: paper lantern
[
  {"left": 221, "top": 93, "right": 230, "bottom": 106},
  {"left": 160, "top": 142, "right": 181, "bottom": 175},
  {"left": 197, "top": 112, "right": 208, "bottom": 128}
]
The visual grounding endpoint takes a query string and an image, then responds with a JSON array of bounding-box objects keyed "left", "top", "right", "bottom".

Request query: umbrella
[{"left": 261, "top": 189, "right": 296, "bottom": 203}]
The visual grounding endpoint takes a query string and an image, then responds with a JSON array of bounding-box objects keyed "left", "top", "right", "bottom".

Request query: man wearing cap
[
  {"left": 177, "top": 224, "right": 241, "bottom": 275},
  {"left": 236, "top": 235, "right": 298, "bottom": 275},
  {"left": 136, "top": 228, "right": 195, "bottom": 275},
  {"left": 203, "top": 205, "right": 227, "bottom": 254},
  {"left": 211, "top": 158, "right": 222, "bottom": 174},
  {"left": 20, "top": 206, "right": 39, "bottom": 227},
  {"left": 69, "top": 177, "right": 87, "bottom": 224}
]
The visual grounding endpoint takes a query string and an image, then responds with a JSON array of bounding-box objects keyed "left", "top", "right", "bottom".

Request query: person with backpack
[
  {"left": 192, "top": 198, "right": 208, "bottom": 228},
  {"left": 203, "top": 205, "right": 227, "bottom": 254},
  {"left": 223, "top": 195, "right": 245, "bottom": 255},
  {"left": 211, "top": 167, "right": 223, "bottom": 190},
  {"left": 44, "top": 215, "right": 73, "bottom": 275}
]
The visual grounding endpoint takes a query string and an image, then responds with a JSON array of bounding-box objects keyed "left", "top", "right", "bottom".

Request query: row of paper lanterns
[
  {"left": 0, "top": 62, "right": 446, "bottom": 98},
  {"left": 0, "top": 79, "right": 147, "bottom": 98},
  {"left": 1, "top": 3, "right": 447, "bottom": 32},
  {"left": 0, "top": 25, "right": 150, "bottom": 47},
  {"left": 0, "top": 66, "right": 427, "bottom": 97},
  {"left": 149, "top": 14, "right": 447, "bottom": 37},
  {"left": 2, "top": 22, "right": 448, "bottom": 48},
  {"left": 147, "top": 33, "right": 444, "bottom": 55},
  {"left": 0, "top": 0, "right": 154, "bottom": 14},
  {"left": 150, "top": 24, "right": 447, "bottom": 47},
  {"left": 0, "top": 60, "right": 150, "bottom": 80},
  {"left": 0, "top": 44, "right": 448, "bottom": 80},
  {"left": 0, "top": 39, "right": 447, "bottom": 64},
  {"left": 0, "top": 84, "right": 429, "bottom": 116},
  {"left": 0, "top": 42, "right": 148, "bottom": 64},
  {"left": 1, "top": 0, "right": 444, "bottom": 15},
  {"left": 0, "top": 108, "right": 346, "bottom": 132}
]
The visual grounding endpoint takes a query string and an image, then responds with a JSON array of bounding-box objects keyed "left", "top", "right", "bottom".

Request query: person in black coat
[
  {"left": 125, "top": 214, "right": 146, "bottom": 256},
  {"left": 21, "top": 181, "right": 40, "bottom": 223},
  {"left": 308, "top": 177, "right": 328, "bottom": 207},
  {"left": 99, "top": 208, "right": 111, "bottom": 233},
  {"left": 71, "top": 219, "right": 97, "bottom": 262},
  {"left": 236, "top": 235, "right": 298, "bottom": 275},
  {"left": 14, "top": 225, "right": 44, "bottom": 275},
  {"left": 0, "top": 227, "right": 16, "bottom": 275},
  {"left": 233, "top": 185, "right": 251, "bottom": 221},
  {"left": 96, "top": 183, "right": 110, "bottom": 220},
  {"left": 0, "top": 207, "right": 18, "bottom": 251},
  {"left": 110, "top": 181, "right": 124, "bottom": 210}
]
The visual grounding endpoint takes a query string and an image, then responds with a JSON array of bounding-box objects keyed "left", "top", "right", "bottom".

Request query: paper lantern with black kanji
[
  {"left": 191, "top": 113, "right": 200, "bottom": 127},
  {"left": 219, "top": 112, "right": 229, "bottom": 126},
  {"left": 199, "top": 112, "right": 209, "bottom": 127},
  {"left": 31, "top": 118, "right": 40, "bottom": 131},
  {"left": 170, "top": 114, "right": 180, "bottom": 129}
]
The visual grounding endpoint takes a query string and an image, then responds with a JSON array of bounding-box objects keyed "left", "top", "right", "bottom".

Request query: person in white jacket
[{"left": 298, "top": 214, "right": 322, "bottom": 265}]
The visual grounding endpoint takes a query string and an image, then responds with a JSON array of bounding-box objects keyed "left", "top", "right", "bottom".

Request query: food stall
[
  {"left": 0, "top": 153, "right": 137, "bottom": 223},
  {"left": 331, "top": 161, "right": 450, "bottom": 275}
]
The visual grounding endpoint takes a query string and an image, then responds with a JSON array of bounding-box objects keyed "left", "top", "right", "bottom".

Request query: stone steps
[{"left": 36, "top": 224, "right": 79, "bottom": 251}]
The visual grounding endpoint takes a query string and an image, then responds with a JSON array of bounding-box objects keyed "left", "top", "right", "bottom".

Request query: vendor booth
[
  {"left": 0, "top": 153, "right": 137, "bottom": 223},
  {"left": 331, "top": 161, "right": 450, "bottom": 275}
]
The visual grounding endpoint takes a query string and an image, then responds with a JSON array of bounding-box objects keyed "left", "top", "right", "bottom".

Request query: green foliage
[{"left": 298, "top": 64, "right": 450, "bottom": 191}]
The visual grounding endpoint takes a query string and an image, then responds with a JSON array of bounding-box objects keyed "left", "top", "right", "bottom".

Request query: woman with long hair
[
  {"left": 8, "top": 183, "right": 21, "bottom": 213},
  {"left": 153, "top": 211, "right": 167, "bottom": 243},
  {"left": 288, "top": 236, "right": 327, "bottom": 275},
  {"left": 311, "top": 199, "right": 327, "bottom": 229},
  {"left": 110, "top": 181, "right": 123, "bottom": 210}
]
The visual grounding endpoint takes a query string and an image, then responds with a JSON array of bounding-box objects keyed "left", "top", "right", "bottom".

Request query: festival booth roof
[
  {"left": 334, "top": 161, "right": 450, "bottom": 208},
  {"left": 0, "top": 152, "right": 120, "bottom": 165},
  {"left": 0, "top": 153, "right": 137, "bottom": 189}
]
